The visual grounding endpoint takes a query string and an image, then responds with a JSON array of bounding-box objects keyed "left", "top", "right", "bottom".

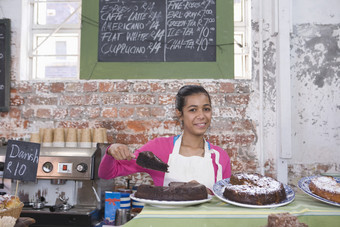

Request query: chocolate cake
[
  {"left": 309, "top": 176, "right": 340, "bottom": 203},
  {"left": 223, "top": 173, "right": 286, "bottom": 205},
  {"left": 136, "top": 151, "right": 169, "bottom": 172},
  {"left": 265, "top": 213, "right": 308, "bottom": 227},
  {"left": 134, "top": 182, "right": 208, "bottom": 201}
]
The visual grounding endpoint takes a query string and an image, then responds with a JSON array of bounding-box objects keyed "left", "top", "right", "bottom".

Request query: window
[
  {"left": 234, "top": 0, "right": 251, "bottom": 79},
  {"left": 22, "top": 0, "right": 81, "bottom": 80},
  {"left": 22, "top": 0, "right": 250, "bottom": 80}
]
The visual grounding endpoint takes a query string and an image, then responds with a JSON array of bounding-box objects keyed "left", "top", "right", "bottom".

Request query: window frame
[
  {"left": 21, "top": 0, "right": 81, "bottom": 80},
  {"left": 234, "top": 0, "right": 251, "bottom": 80}
]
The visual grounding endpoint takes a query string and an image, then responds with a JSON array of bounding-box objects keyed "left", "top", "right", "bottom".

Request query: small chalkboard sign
[
  {"left": 98, "top": 0, "right": 216, "bottom": 62},
  {"left": 0, "top": 19, "right": 11, "bottom": 112},
  {"left": 3, "top": 140, "right": 40, "bottom": 182}
]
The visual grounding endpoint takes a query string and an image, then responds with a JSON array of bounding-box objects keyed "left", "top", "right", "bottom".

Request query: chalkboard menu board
[
  {"left": 4, "top": 140, "right": 40, "bottom": 182},
  {"left": 80, "top": 0, "right": 234, "bottom": 79},
  {"left": 98, "top": 0, "right": 216, "bottom": 62},
  {"left": 0, "top": 19, "right": 11, "bottom": 112}
]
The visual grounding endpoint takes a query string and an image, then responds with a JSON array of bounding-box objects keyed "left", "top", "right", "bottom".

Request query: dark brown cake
[
  {"left": 223, "top": 173, "right": 286, "bottom": 205},
  {"left": 136, "top": 151, "right": 169, "bottom": 172},
  {"left": 266, "top": 213, "right": 308, "bottom": 227},
  {"left": 135, "top": 182, "right": 208, "bottom": 201}
]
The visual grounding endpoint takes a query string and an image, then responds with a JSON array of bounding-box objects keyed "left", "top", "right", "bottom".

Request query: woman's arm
[
  {"left": 98, "top": 137, "right": 174, "bottom": 184},
  {"left": 98, "top": 144, "right": 140, "bottom": 179}
]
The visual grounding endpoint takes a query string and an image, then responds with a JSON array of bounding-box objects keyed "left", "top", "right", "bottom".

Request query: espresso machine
[{"left": 0, "top": 143, "right": 112, "bottom": 227}]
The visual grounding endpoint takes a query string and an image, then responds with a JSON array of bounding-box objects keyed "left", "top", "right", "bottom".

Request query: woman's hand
[{"left": 107, "top": 144, "right": 136, "bottom": 160}]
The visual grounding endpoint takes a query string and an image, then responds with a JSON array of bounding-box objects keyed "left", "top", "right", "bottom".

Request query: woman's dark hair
[{"left": 175, "top": 85, "right": 211, "bottom": 113}]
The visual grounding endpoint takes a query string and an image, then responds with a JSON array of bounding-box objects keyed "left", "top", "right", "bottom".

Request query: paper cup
[
  {"left": 91, "top": 128, "right": 94, "bottom": 139},
  {"left": 101, "top": 128, "right": 108, "bottom": 143},
  {"left": 79, "top": 128, "right": 92, "bottom": 148},
  {"left": 77, "top": 129, "right": 82, "bottom": 143},
  {"left": 30, "top": 133, "right": 41, "bottom": 144},
  {"left": 92, "top": 128, "right": 104, "bottom": 147},
  {"left": 39, "top": 128, "right": 45, "bottom": 142},
  {"left": 53, "top": 128, "right": 65, "bottom": 147},
  {"left": 42, "top": 128, "right": 53, "bottom": 147},
  {"left": 65, "top": 128, "right": 78, "bottom": 147}
]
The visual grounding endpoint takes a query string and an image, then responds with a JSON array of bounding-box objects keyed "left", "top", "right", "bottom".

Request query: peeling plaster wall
[
  {"left": 251, "top": 0, "right": 340, "bottom": 184},
  {"left": 250, "top": 0, "right": 279, "bottom": 176},
  {"left": 291, "top": 24, "right": 340, "bottom": 163},
  {"left": 290, "top": 1, "right": 340, "bottom": 183}
]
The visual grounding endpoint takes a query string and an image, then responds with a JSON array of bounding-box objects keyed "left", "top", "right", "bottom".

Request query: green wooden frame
[{"left": 80, "top": 0, "right": 234, "bottom": 79}]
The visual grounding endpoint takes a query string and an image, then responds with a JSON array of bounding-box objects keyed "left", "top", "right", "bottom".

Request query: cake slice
[
  {"left": 136, "top": 151, "right": 169, "bottom": 172},
  {"left": 266, "top": 213, "right": 308, "bottom": 227}
]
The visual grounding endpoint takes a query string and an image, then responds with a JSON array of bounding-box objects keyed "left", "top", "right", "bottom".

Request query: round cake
[
  {"left": 223, "top": 173, "right": 287, "bottom": 205},
  {"left": 309, "top": 176, "right": 340, "bottom": 203},
  {"left": 135, "top": 182, "right": 208, "bottom": 201}
]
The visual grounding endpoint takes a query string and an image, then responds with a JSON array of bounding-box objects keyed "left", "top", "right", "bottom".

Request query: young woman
[{"left": 98, "top": 85, "right": 231, "bottom": 191}]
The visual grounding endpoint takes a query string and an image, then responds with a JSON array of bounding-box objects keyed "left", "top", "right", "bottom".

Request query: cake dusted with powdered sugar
[
  {"left": 309, "top": 176, "right": 340, "bottom": 203},
  {"left": 223, "top": 173, "right": 286, "bottom": 205}
]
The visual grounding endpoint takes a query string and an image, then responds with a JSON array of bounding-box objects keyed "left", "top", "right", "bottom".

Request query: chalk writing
[
  {"left": 9, "top": 144, "right": 39, "bottom": 163},
  {"left": 0, "top": 20, "right": 10, "bottom": 112},
  {"left": 4, "top": 140, "right": 40, "bottom": 182},
  {"left": 98, "top": 0, "right": 216, "bottom": 62}
]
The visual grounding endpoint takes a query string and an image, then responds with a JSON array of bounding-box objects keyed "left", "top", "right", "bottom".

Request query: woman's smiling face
[{"left": 177, "top": 93, "right": 212, "bottom": 136}]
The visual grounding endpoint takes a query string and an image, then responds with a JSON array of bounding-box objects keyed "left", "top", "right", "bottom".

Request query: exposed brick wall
[{"left": 0, "top": 80, "right": 258, "bottom": 178}]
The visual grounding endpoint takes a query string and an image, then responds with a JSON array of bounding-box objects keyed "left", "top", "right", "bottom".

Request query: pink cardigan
[{"left": 98, "top": 136, "right": 231, "bottom": 186}]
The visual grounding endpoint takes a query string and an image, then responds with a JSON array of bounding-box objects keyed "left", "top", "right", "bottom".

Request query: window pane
[
  {"left": 36, "top": 1, "right": 81, "bottom": 25},
  {"left": 234, "top": 33, "right": 244, "bottom": 54},
  {"left": 33, "top": 34, "right": 78, "bottom": 55},
  {"left": 234, "top": 0, "right": 243, "bottom": 22},
  {"left": 56, "top": 41, "right": 67, "bottom": 59},
  {"left": 234, "top": 54, "right": 243, "bottom": 78},
  {"left": 33, "top": 56, "right": 78, "bottom": 79},
  {"left": 32, "top": 34, "right": 79, "bottom": 79}
]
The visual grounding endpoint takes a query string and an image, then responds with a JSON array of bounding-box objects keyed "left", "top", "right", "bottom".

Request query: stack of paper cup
[
  {"left": 42, "top": 128, "right": 53, "bottom": 147},
  {"left": 92, "top": 128, "right": 104, "bottom": 147},
  {"left": 79, "top": 128, "right": 92, "bottom": 148},
  {"left": 53, "top": 128, "right": 65, "bottom": 147},
  {"left": 65, "top": 128, "right": 78, "bottom": 147},
  {"left": 30, "top": 133, "right": 41, "bottom": 144}
]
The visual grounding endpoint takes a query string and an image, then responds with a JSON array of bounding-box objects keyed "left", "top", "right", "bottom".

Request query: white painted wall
[{"left": 292, "top": 0, "right": 340, "bottom": 24}]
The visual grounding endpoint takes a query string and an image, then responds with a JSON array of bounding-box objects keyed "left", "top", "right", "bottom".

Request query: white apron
[{"left": 163, "top": 135, "right": 215, "bottom": 190}]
